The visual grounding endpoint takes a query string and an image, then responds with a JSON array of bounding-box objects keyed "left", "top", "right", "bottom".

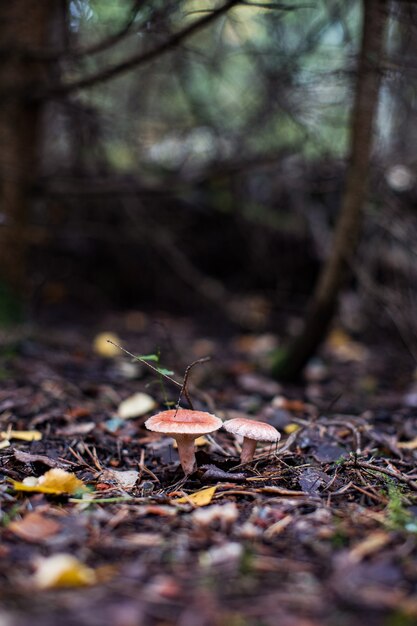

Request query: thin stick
[
  {"left": 175, "top": 357, "right": 211, "bottom": 412},
  {"left": 107, "top": 340, "right": 182, "bottom": 388},
  {"left": 354, "top": 460, "right": 417, "bottom": 491},
  {"left": 109, "top": 340, "right": 211, "bottom": 413}
]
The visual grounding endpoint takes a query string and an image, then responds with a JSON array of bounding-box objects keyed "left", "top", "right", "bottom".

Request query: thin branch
[
  {"left": 175, "top": 357, "right": 211, "bottom": 411},
  {"left": 41, "top": 0, "right": 242, "bottom": 98},
  {"left": 240, "top": 2, "right": 315, "bottom": 9},
  {"left": 106, "top": 340, "right": 183, "bottom": 389}
]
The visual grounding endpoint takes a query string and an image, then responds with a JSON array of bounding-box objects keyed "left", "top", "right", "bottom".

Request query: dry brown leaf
[{"left": 8, "top": 511, "right": 61, "bottom": 543}]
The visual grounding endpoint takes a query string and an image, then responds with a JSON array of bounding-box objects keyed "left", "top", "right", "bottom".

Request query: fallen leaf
[
  {"left": 284, "top": 423, "right": 300, "bottom": 434},
  {"left": 398, "top": 437, "right": 417, "bottom": 450},
  {"left": 191, "top": 502, "right": 239, "bottom": 527},
  {"left": 174, "top": 486, "right": 217, "bottom": 506},
  {"left": 118, "top": 393, "right": 156, "bottom": 419},
  {"left": 65, "top": 407, "right": 91, "bottom": 419},
  {"left": 8, "top": 511, "right": 61, "bottom": 543},
  {"left": 34, "top": 554, "right": 96, "bottom": 588},
  {"left": 98, "top": 469, "right": 139, "bottom": 490},
  {"left": 12, "top": 468, "right": 86, "bottom": 495},
  {"left": 93, "top": 332, "right": 122, "bottom": 358},
  {"left": 272, "top": 396, "right": 306, "bottom": 413},
  {"left": 1, "top": 430, "right": 42, "bottom": 442},
  {"left": 299, "top": 467, "right": 328, "bottom": 495},
  {"left": 56, "top": 422, "right": 95, "bottom": 436},
  {"left": 0, "top": 439, "right": 10, "bottom": 449},
  {"left": 173, "top": 436, "right": 208, "bottom": 448},
  {"left": 312, "top": 443, "right": 348, "bottom": 463},
  {"left": 119, "top": 533, "right": 164, "bottom": 547}
]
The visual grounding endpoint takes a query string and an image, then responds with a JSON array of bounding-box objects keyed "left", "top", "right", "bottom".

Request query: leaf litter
[{"left": 1, "top": 322, "right": 417, "bottom": 626}]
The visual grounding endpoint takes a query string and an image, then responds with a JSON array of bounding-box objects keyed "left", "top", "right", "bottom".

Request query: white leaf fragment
[{"left": 118, "top": 393, "right": 156, "bottom": 419}]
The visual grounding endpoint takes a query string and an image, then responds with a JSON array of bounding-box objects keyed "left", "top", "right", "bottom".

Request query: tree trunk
[
  {"left": 0, "top": 2, "right": 55, "bottom": 319},
  {"left": 273, "top": 0, "right": 388, "bottom": 381}
]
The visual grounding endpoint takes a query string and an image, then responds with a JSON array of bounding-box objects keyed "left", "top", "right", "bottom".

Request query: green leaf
[
  {"left": 135, "top": 354, "right": 159, "bottom": 362},
  {"left": 156, "top": 367, "right": 175, "bottom": 376}
]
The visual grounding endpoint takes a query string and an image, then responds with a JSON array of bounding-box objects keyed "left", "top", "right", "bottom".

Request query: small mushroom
[
  {"left": 223, "top": 417, "right": 280, "bottom": 463},
  {"left": 145, "top": 408, "right": 222, "bottom": 475}
]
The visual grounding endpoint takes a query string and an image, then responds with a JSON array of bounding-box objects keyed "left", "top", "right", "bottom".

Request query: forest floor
[{"left": 1, "top": 311, "right": 417, "bottom": 626}]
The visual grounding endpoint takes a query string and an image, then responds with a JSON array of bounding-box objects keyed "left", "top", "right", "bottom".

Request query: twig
[
  {"left": 138, "top": 449, "right": 160, "bottom": 484},
  {"left": 354, "top": 460, "right": 417, "bottom": 491},
  {"left": 175, "top": 357, "right": 211, "bottom": 412},
  {"left": 107, "top": 340, "right": 182, "bottom": 389},
  {"left": 351, "top": 483, "right": 389, "bottom": 504},
  {"left": 68, "top": 446, "right": 96, "bottom": 472},
  {"left": 41, "top": 0, "right": 242, "bottom": 97}
]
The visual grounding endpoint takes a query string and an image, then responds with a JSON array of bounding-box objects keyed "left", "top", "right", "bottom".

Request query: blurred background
[{"left": 0, "top": 0, "right": 416, "bottom": 377}]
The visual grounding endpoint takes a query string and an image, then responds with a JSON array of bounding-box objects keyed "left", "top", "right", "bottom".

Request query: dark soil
[{"left": 1, "top": 313, "right": 417, "bottom": 626}]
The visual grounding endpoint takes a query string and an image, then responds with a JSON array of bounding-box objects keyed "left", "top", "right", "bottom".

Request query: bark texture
[
  {"left": 0, "top": 2, "right": 54, "bottom": 305},
  {"left": 273, "top": 0, "right": 388, "bottom": 381}
]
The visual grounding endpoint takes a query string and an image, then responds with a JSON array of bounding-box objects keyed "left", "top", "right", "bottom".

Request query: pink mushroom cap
[{"left": 223, "top": 417, "right": 280, "bottom": 442}]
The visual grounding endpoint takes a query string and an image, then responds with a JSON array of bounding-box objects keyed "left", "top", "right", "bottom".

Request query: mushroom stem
[
  {"left": 240, "top": 437, "right": 258, "bottom": 463},
  {"left": 174, "top": 434, "right": 197, "bottom": 475}
]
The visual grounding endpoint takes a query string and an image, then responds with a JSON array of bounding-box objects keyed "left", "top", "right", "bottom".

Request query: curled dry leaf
[
  {"left": 34, "top": 554, "right": 97, "bottom": 589},
  {"left": 12, "top": 468, "right": 86, "bottom": 495}
]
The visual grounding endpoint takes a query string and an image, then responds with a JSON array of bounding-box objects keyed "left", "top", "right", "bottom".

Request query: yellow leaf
[
  {"left": 118, "top": 392, "right": 156, "bottom": 419},
  {"left": 284, "top": 423, "right": 299, "bottom": 435},
  {"left": 34, "top": 554, "right": 96, "bottom": 589},
  {"left": 173, "top": 436, "right": 208, "bottom": 449},
  {"left": 1, "top": 430, "right": 42, "bottom": 442},
  {"left": 93, "top": 332, "right": 122, "bottom": 358},
  {"left": 398, "top": 437, "right": 417, "bottom": 450},
  {"left": 0, "top": 439, "right": 10, "bottom": 449},
  {"left": 174, "top": 486, "right": 217, "bottom": 506},
  {"left": 12, "top": 468, "right": 86, "bottom": 495}
]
